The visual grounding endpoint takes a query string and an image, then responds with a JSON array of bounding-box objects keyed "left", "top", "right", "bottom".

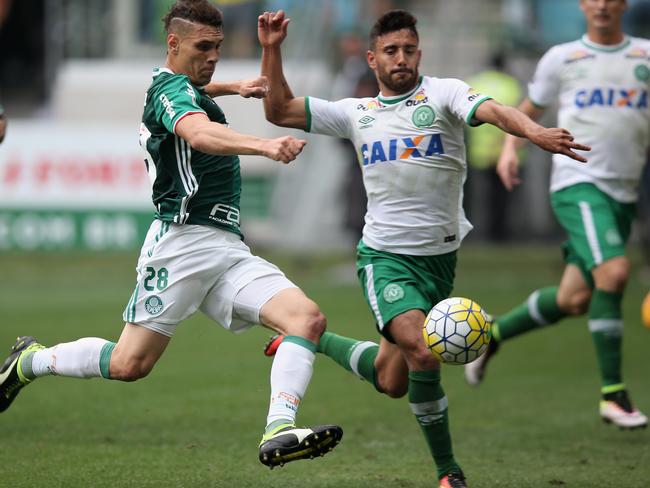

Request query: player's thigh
[
  {"left": 551, "top": 184, "right": 635, "bottom": 273},
  {"left": 356, "top": 241, "right": 455, "bottom": 343},
  {"left": 200, "top": 248, "right": 319, "bottom": 336},
  {"left": 124, "top": 221, "right": 233, "bottom": 337}
]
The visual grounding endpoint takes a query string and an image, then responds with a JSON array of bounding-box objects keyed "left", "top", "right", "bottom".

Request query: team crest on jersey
[
  {"left": 564, "top": 50, "right": 596, "bottom": 64},
  {"left": 412, "top": 105, "right": 435, "bottom": 127},
  {"left": 625, "top": 48, "right": 648, "bottom": 59},
  {"left": 145, "top": 295, "right": 164, "bottom": 315},
  {"left": 635, "top": 64, "right": 650, "bottom": 82},
  {"left": 383, "top": 283, "right": 404, "bottom": 303}
]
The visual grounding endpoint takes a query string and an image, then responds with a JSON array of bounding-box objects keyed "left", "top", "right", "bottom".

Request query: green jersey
[{"left": 139, "top": 68, "right": 242, "bottom": 236}]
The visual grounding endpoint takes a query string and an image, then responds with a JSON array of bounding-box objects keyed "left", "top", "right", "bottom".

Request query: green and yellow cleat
[
  {"left": 258, "top": 423, "right": 343, "bottom": 468},
  {"left": 0, "top": 336, "right": 43, "bottom": 413}
]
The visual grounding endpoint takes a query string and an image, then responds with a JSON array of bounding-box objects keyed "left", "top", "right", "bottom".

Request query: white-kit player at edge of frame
[
  {"left": 466, "top": 0, "right": 649, "bottom": 430},
  {"left": 257, "top": 8, "right": 590, "bottom": 488},
  {"left": 0, "top": 0, "right": 343, "bottom": 469}
]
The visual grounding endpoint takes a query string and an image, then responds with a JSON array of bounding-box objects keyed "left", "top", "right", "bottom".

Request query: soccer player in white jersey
[
  {"left": 466, "top": 0, "right": 649, "bottom": 430},
  {"left": 258, "top": 9, "right": 589, "bottom": 488},
  {"left": 0, "top": 0, "right": 344, "bottom": 468}
]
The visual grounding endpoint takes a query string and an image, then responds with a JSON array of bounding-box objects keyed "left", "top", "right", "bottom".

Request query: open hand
[
  {"left": 258, "top": 10, "right": 290, "bottom": 48},
  {"left": 531, "top": 127, "right": 591, "bottom": 163}
]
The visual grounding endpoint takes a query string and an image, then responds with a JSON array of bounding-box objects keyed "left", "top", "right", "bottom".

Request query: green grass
[{"left": 1, "top": 245, "right": 649, "bottom": 487}]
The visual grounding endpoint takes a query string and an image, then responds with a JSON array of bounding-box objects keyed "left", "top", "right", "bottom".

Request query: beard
[{"left": 377, "top": 67, "right": 419, "bottom": 94}]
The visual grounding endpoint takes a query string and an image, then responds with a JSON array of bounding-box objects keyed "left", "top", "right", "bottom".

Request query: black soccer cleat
[
  {"left": 258, "top": 424, "right": 343, "bottom": 468},
  {"left": 0, "top": 336, "right": 43, "bottom": 413}
]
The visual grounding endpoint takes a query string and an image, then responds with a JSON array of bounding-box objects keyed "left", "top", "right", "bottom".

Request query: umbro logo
[{"left": 358, "top": 115, "right": 375, "bottom": 128}]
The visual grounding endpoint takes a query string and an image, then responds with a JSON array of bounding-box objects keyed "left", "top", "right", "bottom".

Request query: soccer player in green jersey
[
  {"left": 257, "top": 9, "right": 589, "bottom": 488},
  {"left": 465, "top": 0, "right": 649, "bottom": 430},
  {"left": 0, "top": 0, "right": 343, "bottom": 468}
]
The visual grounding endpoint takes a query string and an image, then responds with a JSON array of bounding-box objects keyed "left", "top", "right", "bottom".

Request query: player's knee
[
  {"left": 559, "top": 290, "right": 591, "bottom": 316},
  {"left": 595, "top": 259, "right": 630, "bottom": 292},
  {"left": 110, "top": 358, "right": 154, "bottom": 382},
  {"left": 290, "top": 300, "right": 327, "bottom": 341},
  {"left": 377, "top": 375, "right": 408, "bottom": 398}
]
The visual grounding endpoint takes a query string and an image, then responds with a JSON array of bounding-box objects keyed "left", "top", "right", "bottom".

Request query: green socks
[
  {"left": 493, "top": 286, "right": 567, "bottom": 342},
  {"left": 317, "top": 332, "right": 380, "bottom": 391},
  {"left": 408, "top": 370, "right": 459, "bottom": 479},
  {"left": 588, "top": 289, "right": 624, "bottom": 391}
]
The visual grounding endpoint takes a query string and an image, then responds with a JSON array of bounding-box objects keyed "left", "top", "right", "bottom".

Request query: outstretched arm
[
  {"left": 258, "top": 10, "right": 308, "bottom": 130},
  {"left": 475, "top": 98, "right": 590, "bottom": 190},
  {"left": 175, "top": 113, "right": 306, "bottom": 164},
  {"left": 203, "top": 77, "right": 269, "bottom": 99}
]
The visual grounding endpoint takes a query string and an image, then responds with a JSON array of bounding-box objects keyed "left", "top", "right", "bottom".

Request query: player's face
[
  {"left": 367, "top": 29, "right": 421, "bottom": 95},
  {"left": 169, "top": 23, "right": 223, "bottom": 86},
  {"left": 580, "top": 0, "right": 626, "bottom": 33}
]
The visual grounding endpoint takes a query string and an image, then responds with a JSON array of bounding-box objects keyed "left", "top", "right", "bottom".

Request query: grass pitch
[{"left": 1, "top": 245, "right": 648, "bottom": 487}]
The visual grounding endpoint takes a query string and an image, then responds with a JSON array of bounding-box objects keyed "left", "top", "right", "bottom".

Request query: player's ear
[
  {"left": 366, "top": 50, "right": 376, "bottom": 70},
  {"left": 168, "top": 33, "right": 180, "bottom": 55}
]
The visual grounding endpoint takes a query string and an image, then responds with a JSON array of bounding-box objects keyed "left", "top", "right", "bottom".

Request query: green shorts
[
  {"left": 356, "top": 240, "right": 457, "bottom": 342},
  {"left": 551, "top": 183, "right": 636, "bottom": 286}
]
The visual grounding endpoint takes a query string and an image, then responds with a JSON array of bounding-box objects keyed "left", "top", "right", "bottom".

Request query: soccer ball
[
  {"left": 642, "top": 291, "right": 650, "bottom": 329},
  {"left": 422, "top": 297, "right": 492, "bottom": 365}
]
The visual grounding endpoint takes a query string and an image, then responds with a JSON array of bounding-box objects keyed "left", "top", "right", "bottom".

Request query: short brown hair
[
  {"left": 369, "top": 10, "right": 418, "bottom": 49},
  {"left": 163, "top": 0, "right": 223, "bottom": 33}
]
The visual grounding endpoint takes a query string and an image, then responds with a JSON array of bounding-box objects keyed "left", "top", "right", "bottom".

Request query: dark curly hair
[
  {"left": 163, "top": 0, "right": 223, "bottom": 33},
  {"left": 369, "top": 10, "right": 418, "bottom": 50}
]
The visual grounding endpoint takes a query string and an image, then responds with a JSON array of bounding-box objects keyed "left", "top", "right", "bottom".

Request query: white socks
[
  {"left": 30, "top": 338, "right": 112, "bottom": 379},
  {"left": 266, "top": 337, "right": 316, "bottom": 428}
]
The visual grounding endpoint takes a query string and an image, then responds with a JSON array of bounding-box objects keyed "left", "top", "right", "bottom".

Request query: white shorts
[{"left": 123, "top": 220, "right": 297, "bottom": 337}]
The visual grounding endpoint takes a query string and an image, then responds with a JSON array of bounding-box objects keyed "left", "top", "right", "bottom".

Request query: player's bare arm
[
  {"left": 175, "top": 112, "right": 306, "bottom": 163},
  {"left": 258, "top": 10, "right": 308, "bottom": 129},
  {"left": 476, "top": 99, "right": 590, "bottom": 190},
  {"left": 496, "top": 98, "right": 546, "bottom": 190},
  {"left": 203, "top": 76, "right": 269, "bottom": 98}
]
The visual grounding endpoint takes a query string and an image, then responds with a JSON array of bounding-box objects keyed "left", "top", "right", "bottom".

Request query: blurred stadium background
[
  {"left": 1, "top": 1, "right": 649, "bottom": 487},
  {"left": 0, "top": 0, "right": 648, "bottom": 254}
]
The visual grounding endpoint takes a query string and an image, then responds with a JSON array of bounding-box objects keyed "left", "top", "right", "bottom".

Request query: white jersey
[
  {"left": 307, "top": 76, "right": 490, "bottom": 255},
  {"left": 529, "top": 35, "right": 650, "bottom": 202}
]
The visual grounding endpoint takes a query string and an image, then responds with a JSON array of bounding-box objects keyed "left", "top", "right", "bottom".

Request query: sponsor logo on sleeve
[
  {"left": 467, "top": 88, "right": 483, "bottom": 103},
  {"left": 159, "top": 93, "right": 176, "bottom": 119}
]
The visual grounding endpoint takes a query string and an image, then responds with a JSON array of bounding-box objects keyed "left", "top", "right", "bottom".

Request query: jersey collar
[
  {"left": 580, "top": 34, "right": 630, "bottom": 52},
  {"left": 153, "top": 67, "right": 175, "bottom": 78},
  {"left": 377, "top": 76, "right": 424, "bottom": 105}
]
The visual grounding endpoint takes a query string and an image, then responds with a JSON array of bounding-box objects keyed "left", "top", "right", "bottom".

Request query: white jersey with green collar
[
  {"left": 306, "top": 75, "right": 491, "bottom": 256},
  {"left": 529, "top": 34, "right": 650, "bottom": 203}
]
